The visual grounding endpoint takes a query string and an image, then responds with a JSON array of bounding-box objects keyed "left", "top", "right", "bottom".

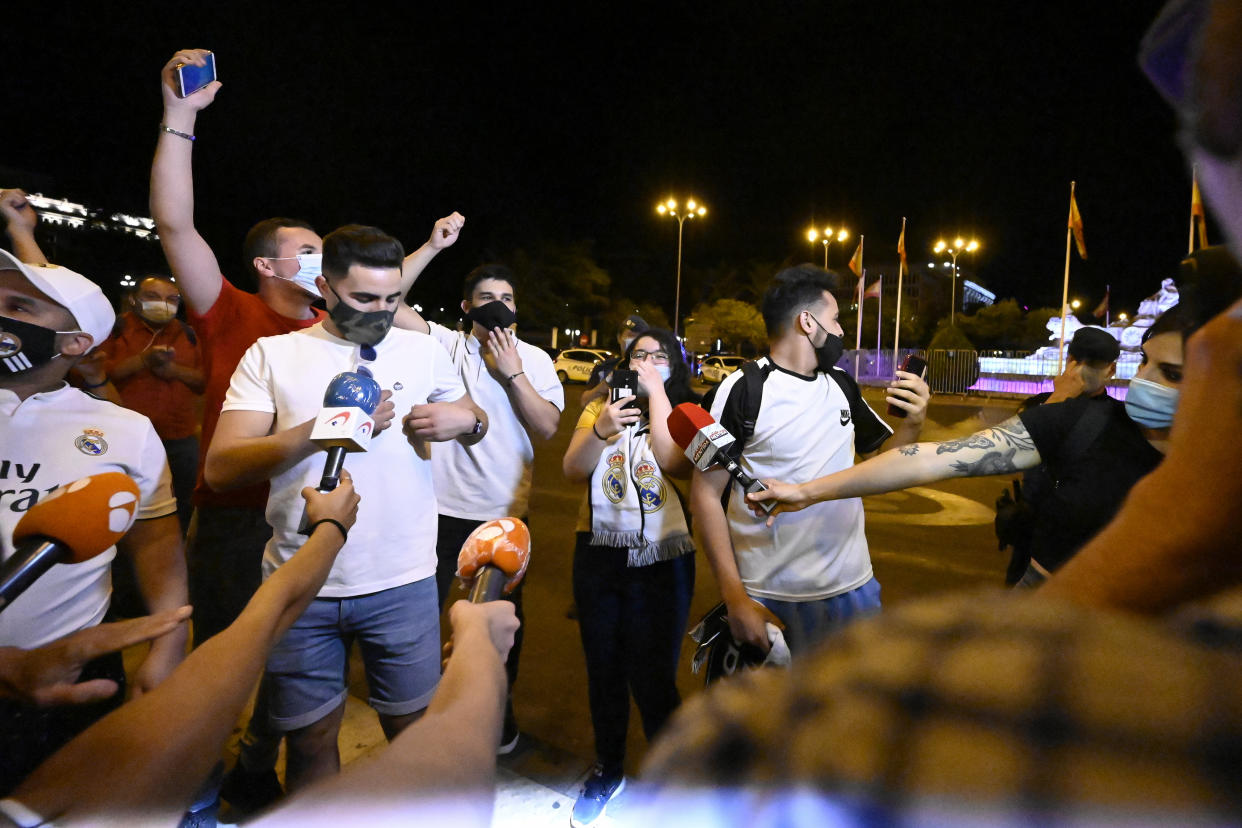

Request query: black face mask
[
  {"left": 466, "top": 300, "right": 516, "bottom": 331},
  {"left": 0, "top": 315, "right": 63, "bottom": 375},
  {"left": 809, "top": 315, "right": 845, "bottom": 372},
  {"left": 326, "top": 285, "right": 395, "bottom": 347}
]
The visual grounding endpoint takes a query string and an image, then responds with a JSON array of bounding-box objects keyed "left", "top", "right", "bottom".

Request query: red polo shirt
[{"left": 102, "top": 312, "right": 203, "bottom": 441}]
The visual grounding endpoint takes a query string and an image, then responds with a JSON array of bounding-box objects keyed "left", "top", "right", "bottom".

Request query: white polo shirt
[
  {"left": 0, "top": 384, "right": 175, "bottom": 648},
  {"left": 427, "top": 322, "right": 563, "bottom": 520},
  {"left": 222, "top": 323, "right": 465, "bottom": 597},
  {"left": 709, "top": 363, "right": 891, "bottom": 601}
]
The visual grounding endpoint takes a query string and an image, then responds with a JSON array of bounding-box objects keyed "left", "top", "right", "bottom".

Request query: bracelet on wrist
[
  {"left": 506, "top": 370, "right": 525, "bottom": 386},
  {"left": 160, "top": 124, "right": 196, "bottom": 142},
  {"left": 310, "top": 518, "right": 349, "bottom": 544},
  {"left": 82, "top": 378, "right": 109, "bottom": 389},
  {"left": 592, "top": 422, "right": 608, "bottom": 441}
]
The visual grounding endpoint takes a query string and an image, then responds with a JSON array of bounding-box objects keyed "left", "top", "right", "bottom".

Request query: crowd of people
[{"left": 2, "top": 1, "right": 1242, "bottom": 823}]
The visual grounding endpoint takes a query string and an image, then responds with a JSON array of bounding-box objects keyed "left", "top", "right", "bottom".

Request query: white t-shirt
[
  {"left": 708, "top": 362, "right": 891, "bottom": 601},
  {"left": 427, "top": 322, "right": 563, "bottom": 520},
  {"left": 222, "top": 323, "right": 465, "bottom": 597},
  {"left": 0, "top": 384, "right": 175, "bottom": 648}
]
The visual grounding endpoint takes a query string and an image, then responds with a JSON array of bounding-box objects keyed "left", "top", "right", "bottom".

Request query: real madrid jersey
[{"left": 0, "top": 384, "right": 175, "bottom": 648}]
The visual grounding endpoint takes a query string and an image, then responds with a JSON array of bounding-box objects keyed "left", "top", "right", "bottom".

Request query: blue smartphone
[{"left": 176, "top": 53, "right": 216, "bottom": 98}]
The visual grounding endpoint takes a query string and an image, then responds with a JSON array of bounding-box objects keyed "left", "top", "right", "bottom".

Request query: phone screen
[{"left": 177, "top": 53, "right": 217, "bottom": 98}]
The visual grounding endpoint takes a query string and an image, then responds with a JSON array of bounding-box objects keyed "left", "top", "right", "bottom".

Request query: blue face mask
[
  {"left": 271, "top": 253, "right": 322, "bottom": 297},
  {"left": 1124, "top": 377, "right": 1180, "bottom": 428}
]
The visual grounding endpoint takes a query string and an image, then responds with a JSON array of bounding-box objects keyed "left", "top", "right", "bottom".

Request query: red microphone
[
  {"left": 456, "top": 518, "right": 531, "bottom": 602},
  {"left": 667, "top": 403, "right": 774, "bottom": 514},
  {"left": 2, "top": 472, "right": 141, "bottom": 612}
]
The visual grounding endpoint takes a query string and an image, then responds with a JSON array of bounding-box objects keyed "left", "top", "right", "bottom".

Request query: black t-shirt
[{"left": 1018, "top": 396, "right": 1163, "bottom": 572}]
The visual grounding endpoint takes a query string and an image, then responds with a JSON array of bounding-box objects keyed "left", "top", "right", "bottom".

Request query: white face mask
[
  {"left": 270, "top": 253, "right": 323, "bottom": 297},
  {"left": 138, "top": 300, "right": 177, "bottom": 324}
]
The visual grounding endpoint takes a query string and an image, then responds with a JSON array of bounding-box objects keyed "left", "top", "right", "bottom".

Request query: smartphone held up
[
  {"left": 887, "top": 353, "right": 928, "bottom": 418},
  {"left": 176, "top": 52, "right": 217, "bottom": 98}
]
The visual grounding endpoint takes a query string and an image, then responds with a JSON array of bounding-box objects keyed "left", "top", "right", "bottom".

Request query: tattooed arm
[{"left": 746, "top": 416, "right": 1043, "bottom": 521}]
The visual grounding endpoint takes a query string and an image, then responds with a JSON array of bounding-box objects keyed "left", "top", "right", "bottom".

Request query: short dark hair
[
  {"left": 463, "top": 263, "right": 516, "bottom": 300},
  {"left": 1143, "top": 303, "right": 1193, "bottom": 343},
  {"left": 322, "top": 225, "right": 404, "bottom": 282},
  {"left": 622, "top": 327, "right": 699, "bottom": 407},
  {"left": 242, "top": 218, "right": 317, "bottom": 285},
  {"left": 761, "top": 264, "right": 839, "bottom": 337}
]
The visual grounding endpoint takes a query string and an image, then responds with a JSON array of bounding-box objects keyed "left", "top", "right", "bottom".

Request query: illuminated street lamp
[
  {"left": 932, "top": 236, "right": 980, "bottom": 326},
  {"left": 806, "top": 226, "right": 850, "bottom": 268},
  {"left": 656, "top": 197, "right": 707, "bottom": 336}
]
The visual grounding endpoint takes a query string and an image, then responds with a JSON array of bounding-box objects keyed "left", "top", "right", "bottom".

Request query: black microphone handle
[
  {"left": 0, "top": 539, "right": 67, "bottom": 613},
  {"left": 721, "top": 457, "right": 776, "bottom": 515},
  {"left": 468, "top": 565, "right": 508, "bottom": 602},
  {"left": 318, "top": 446, "right": 347, "bottom": 492}
]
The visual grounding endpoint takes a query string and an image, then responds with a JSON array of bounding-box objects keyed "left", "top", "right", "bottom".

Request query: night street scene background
[{"left": 3, "top": 2, "right": 1196, "bottom": 349}]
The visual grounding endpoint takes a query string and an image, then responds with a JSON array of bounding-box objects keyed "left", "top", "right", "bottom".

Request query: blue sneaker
[{"left": 571, "top": 766, "right": 625, "bottom": 827}]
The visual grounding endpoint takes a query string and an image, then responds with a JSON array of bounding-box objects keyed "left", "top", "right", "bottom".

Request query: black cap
[
  {"left": 1068, "top": 326, "right": 1120, "bottom": 364},
  {"left": 620, "top": 314, "right": 648, "bottom": 335}
]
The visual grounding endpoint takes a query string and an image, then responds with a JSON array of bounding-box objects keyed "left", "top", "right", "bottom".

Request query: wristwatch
[{"left": 471, "top": 415, "right": 484, "bottom": 436}]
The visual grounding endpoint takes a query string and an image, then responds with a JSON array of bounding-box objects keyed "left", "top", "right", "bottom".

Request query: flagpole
[
  {"left": 1058, "top": 182, "right": 1075, "bottom": 374},
  {"left": 1105, "top": 284, "right": 1110, "bottom": 328},
  {"left": 876, "top": 274, "right": 882, "bottom": 359},
  {"left": 854, "top": 236, "right": 865, "bottom": 379},
  {"left": 894, "top": 218, "right": 905, "bottom": 371}
]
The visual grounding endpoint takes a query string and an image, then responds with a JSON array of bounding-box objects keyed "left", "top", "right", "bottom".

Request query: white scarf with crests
[{"left": 589, "top": 420, "right": 694, "bottom": 567}]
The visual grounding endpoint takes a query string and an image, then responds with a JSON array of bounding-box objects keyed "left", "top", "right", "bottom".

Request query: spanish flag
[
  {"left": 862, "top": 278, "right": 882, "bottom": 299},
  {"left": 896, "top": 219, "right": 908, "bottom": 276},
  {"left": 1191, "top": 173, "right": 1209, "bottom": 252},
  {"left": 1068, "top": 187, "right": 1087, "bottom": 259},
  {"left": 848, "top": 238, "right": 864, "bottom": 277}
]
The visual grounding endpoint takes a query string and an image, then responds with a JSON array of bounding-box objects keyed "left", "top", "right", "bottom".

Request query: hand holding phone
[
  {"left": 610, "top": 368, "right": 641, "bottom": 421},
  {"left": 176, "top": 52, "right": 217, "bottom": 98},
  {"left": 888, "top": 354, "right": 928, "bottom": 418}
]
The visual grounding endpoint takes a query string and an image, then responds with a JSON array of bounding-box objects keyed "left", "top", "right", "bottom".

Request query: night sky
[{"left": 4, "top": 2, "right": 1196, "bottom": 319}]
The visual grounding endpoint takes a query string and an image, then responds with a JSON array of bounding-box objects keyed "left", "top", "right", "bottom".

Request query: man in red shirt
[
  {"left": 102, "top": 276, "right": 204, "bottom": 529},
  {"left": 152, "top": 48, "right": 463, "bottom": 810}
]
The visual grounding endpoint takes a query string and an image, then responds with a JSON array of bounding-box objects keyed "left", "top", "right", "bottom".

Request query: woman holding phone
[{"left": 561, "top": 328, "right": 698, "bottom": 827}]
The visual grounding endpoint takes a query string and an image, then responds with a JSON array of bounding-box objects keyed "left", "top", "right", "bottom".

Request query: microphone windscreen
[
  {"left": 322, "top": 371, "right": 382, "bottom": 415},
  {"left": 457, "top": 518, "right": 531, "bottom": 580},
  {"left": 11, "top": 472, "right": 141, "bottom": 562},
  {"left": 668, "top": 403, "right": 716, "bottom": 450}
]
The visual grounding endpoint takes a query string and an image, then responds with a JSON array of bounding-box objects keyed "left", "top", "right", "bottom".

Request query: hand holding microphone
[
  {"left": 667, "top": 403, "right": 775, "bottom": 515},
  {"left": 2, "top": 472, "right": 142, "bottom": 613},
  {"left": 298, "top": 371, "right": 381, "bottom": 535},
  {"left": 300, "top": 468, "right": 361, "bottom": 543}
]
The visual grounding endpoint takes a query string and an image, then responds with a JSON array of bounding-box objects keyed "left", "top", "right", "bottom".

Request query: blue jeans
[
  {"left": 572, "top": 533, "right": 695, "bottom": 775},
  {"left": 759, "top": 577, "right": 882, "bottom": 655}
]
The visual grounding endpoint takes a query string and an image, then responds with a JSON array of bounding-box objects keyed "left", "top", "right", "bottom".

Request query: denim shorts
[
  {"left": 759, "top": 577, "right": 883, "bottom": 655},
  {"left": 266, "top": 577, "right": 440, "bottom": 731}
]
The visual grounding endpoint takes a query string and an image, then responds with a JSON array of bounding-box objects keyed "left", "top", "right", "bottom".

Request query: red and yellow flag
[
  {"left": 862, "top": 279, "right": 882, "bottom": 299},
  {"left": 1191, "top": 174, "right": 1209, "bottom": 250},
  {"left": 896, "top": 218, "right": 908, "bottom": 276},
  {"left": 848, "top": 238, "right": 864, "bottom": 277},
  {"left": 1068, "top": 189, "right": 1087, "bottom": 259}
]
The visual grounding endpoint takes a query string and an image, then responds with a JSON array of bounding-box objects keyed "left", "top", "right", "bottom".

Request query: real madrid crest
[
  {"left": 634, "top": 460, "right": 666, "bottom": 513},
  {"left": 0, "top": 330, "right": 21, "bottom": 357},
  {"left": 602, "top": 450, "right": 627, "bottom": 503},
  {"left": 75, "top": 427, "right": 109, "bottom": 456}
]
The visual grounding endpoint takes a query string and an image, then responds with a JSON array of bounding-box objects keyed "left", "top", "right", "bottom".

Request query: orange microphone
[
  {"left": 1, "top": 472, "right": 141, "bottom": 612},
  {"left": 456, "top": 518, "right": 531, "bottom": 602}
]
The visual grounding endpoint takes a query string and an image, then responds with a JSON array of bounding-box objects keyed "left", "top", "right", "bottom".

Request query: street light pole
[
  {"left": 933, "top": 237, "right": 980, "bottom": 328},
  {"left": 657, "top": 197, "right": 706, "bottom": 338},
  {"left": 807, "top": 226, "right": 849, "bottom": 270}
]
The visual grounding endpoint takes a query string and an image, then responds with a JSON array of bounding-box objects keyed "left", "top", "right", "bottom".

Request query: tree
[
  {"left": 507, "top": 241, "right": 611, "bottom": 334},
  {"left": 688, "top": 298, "right": 766, "bottom": 354}
]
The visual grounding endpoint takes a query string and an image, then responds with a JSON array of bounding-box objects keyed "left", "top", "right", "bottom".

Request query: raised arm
[
  {"left": 150, "top": 49, "right": 227, "bottom": 315},
  {"left": 1, "top": 189, "right": 49, "bottom": 264},
  {"left": 748, "top": 415, "right": 1043, "bottom": 522},
  {"left": 394, "top": 212, "right": 466, "bottom": 334}
]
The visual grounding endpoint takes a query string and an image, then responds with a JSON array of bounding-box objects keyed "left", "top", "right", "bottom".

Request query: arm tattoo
[
  {"left": 949, "top": 448, "right": 1020, "bottom": 475},
  {"left": 990, "top": 417, "right": 1036, "bottom": 451},
  {"left": 935, "top": 434, "right": 995, "bottom": 454},
  {"left": 899, "top": 444, "right": 920, "bottom": 456}
]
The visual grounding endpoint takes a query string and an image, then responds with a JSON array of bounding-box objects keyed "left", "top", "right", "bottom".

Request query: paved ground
[{"left": 205, "top": 380, "right": 1026, "bottom": 824}]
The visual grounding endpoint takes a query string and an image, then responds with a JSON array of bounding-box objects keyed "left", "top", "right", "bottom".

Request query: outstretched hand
[
  {"left": 301, "top": 468, "right": 361, "bottom": 533},
  {"left": 745, "top": 479, "right": 811, "bottom": 527}
]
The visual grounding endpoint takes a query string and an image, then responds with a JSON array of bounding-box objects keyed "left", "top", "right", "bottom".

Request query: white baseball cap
[{"left": 0, "top": 248, "right": 115, "bottom": 348}]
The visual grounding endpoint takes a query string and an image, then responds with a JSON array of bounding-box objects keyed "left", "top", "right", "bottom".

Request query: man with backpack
[{"left": 691, "top": 265, "right": 929, "bottom": 655}]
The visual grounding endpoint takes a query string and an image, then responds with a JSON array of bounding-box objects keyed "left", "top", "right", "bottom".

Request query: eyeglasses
[{"left": 631, "top": 349, "right": 670, "bottom": 364}]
